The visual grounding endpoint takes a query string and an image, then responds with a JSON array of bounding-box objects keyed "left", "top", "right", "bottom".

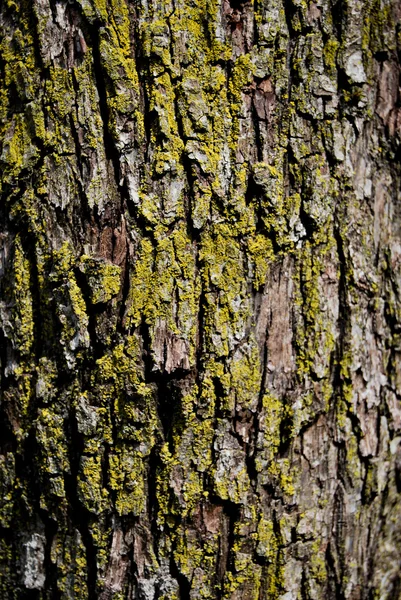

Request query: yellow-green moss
[
  {"left": 0, "top": 538, "right": 14, "bottom": 598},
  {"left": 78, "top": 454, "right": 109, "bottom": 514},
  {"left": 323, "top": 38, "right": 339, "bottom": 74},
  {"left": 0, "top": 454, "right": 15, "bottom": 528},
  {"left": 36, "top": 407, "right": 69, "bottom": 488},
  {"left": 51, "top": 528, "right": 89, "bottom": 598},
  {"left": 109, "top": 446, "right": 145, "bottom": 515},
  {"left": 12, "top": 235, "right": 34, "bottom": 355},
  {"left": 79, "top": 256, "right": 122, "bottom": 303}
]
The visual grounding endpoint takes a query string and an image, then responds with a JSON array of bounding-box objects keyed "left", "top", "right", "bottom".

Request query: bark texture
[{"left": 0, "top": 0, "right": 401, "bottom": 598}]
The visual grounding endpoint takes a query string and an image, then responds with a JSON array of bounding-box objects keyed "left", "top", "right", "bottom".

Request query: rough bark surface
[{"left": 0, "top": 0, "right": 401, "bottom": 598}]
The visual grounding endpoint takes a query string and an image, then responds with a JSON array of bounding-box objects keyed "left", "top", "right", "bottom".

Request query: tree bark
[{"left": 0, "top": 0, "right": 401, "bottom": 598}]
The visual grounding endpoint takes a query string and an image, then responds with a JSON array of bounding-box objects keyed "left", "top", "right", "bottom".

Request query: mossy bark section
[{"left": 0, "top": 0, "right": 400, "bottom": 598}]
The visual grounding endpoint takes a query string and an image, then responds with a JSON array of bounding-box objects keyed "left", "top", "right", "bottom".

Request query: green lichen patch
[
  {"left": 0, "top": 454, "right": 15, "bottom": 528},
  {"left": 79, "top": 256, "right": 122, "bottom": 303}
]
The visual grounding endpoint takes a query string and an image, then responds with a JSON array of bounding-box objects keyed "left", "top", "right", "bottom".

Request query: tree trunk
[{"left": 0, "top": 0, "right": 400, "bottom": 598}]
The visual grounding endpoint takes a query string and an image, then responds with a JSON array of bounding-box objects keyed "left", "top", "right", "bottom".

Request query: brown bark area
[{"left": 0, "top": 0, "right": 401, "bottom": 598}]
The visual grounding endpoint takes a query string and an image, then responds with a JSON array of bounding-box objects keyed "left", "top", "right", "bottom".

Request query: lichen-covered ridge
[{"left": 0, "top": 0, "right": 400, "bottom": 598}]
